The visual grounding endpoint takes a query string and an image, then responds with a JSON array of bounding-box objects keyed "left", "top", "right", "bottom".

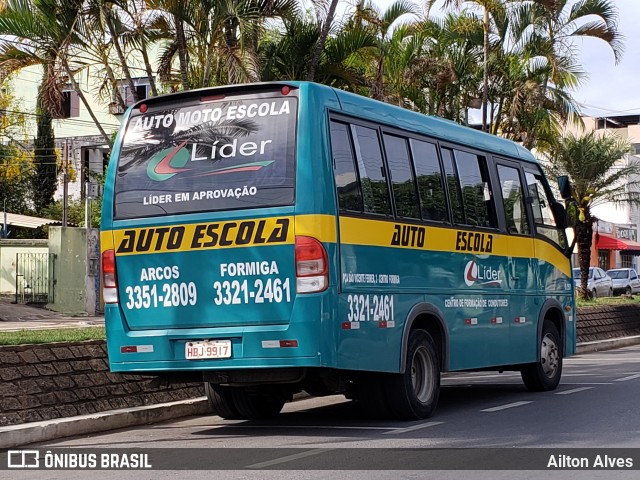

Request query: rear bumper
[{"left": 104, "top": 294, "right": 333, "bottom": 372}]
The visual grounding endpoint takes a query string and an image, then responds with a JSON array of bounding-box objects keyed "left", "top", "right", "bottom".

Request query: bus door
[{"left": 495, "top": 161, "right": 536, "bottom": 363}]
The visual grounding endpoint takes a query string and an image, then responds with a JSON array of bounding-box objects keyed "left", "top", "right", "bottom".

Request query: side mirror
[
  {"left": 557, "top": 175, "right": 572, "bottom": 200},
  {"left": 552, "top": 201, "right": 568, "bottom": 229}
]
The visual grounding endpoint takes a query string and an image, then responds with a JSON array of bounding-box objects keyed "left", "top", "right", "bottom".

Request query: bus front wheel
[
  {"left": 521, "top": 320, "right": 562, "bottom": 391},
  {"left": 384, "top": 329, "right": 440, "bottom": 420}
]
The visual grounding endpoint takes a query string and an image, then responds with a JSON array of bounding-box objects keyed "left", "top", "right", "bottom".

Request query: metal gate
[{"left": 14, "top": 253, "right": 56, "bottom": 304}]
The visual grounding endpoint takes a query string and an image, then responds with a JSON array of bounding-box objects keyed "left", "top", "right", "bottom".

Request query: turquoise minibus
[{"left": 101, "top": 81, "right": 575, "bottom": 420}]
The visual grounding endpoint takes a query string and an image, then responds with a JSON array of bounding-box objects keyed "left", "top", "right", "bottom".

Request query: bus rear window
[{"left": 113, "top": 94, "right": 297, "bottom": 219}]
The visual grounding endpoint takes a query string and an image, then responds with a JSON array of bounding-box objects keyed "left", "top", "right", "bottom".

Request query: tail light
[
  {"left": 295, "top": 236, "right": 328, "bottom": 293},
  {"left": 102, "top": 249, "right": 119, "bottom": 303}
]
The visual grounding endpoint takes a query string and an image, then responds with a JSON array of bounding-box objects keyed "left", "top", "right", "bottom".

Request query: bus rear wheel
[
  {"left": 384, "top": 329, "right": 440, "bottom": 420},
  {"left": 521, "top": 320, "right": 562, "bottom": 391},
  {"left": 205, "top": 383, "right": 286, "bottom": 419},
  {"left": 205, "top": 383, "right": 240, "bottom": 419}
]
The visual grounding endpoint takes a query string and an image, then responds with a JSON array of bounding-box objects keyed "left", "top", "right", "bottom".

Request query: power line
[
  {"left": 577, "top": 103, "right": 640, "bottom": 116},
  {"left": 0, "top": 108, "right": 121, "bottom": 128}
]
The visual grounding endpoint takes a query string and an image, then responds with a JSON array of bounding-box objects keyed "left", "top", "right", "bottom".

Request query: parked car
[
  {"left": 572, "top": 267, "right": 613, "bottom": 298},
  {"left": 606, "top": 268, "right": 640, "bottom": 295}
]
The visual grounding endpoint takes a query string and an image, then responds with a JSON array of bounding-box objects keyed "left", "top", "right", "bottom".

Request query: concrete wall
[
  {"left": 0, "top": 240, "right": 49, "bottom": 295},
  {"left": 47, "top": 227, "right": 100, "bottom": 315}
]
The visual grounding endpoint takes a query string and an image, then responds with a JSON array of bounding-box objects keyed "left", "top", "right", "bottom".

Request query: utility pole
[
  {"left": 62, "top": 139, "right": 68, "bottom": 227},
  {"left": 2, "top": 198, "right": 6, "bottom": 239}
]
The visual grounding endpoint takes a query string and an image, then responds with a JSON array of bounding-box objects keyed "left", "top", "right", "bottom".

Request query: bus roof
[{"left": 127, "top": 80, "right": 538, "bottom": 164}]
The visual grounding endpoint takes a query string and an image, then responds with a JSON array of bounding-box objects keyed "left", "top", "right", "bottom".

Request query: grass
[
  {"left": 576, "top": 294, "right": 640, "bottom": 308},
  {"left": 0, "top": 326, "right": 106, "bottom": 346}
]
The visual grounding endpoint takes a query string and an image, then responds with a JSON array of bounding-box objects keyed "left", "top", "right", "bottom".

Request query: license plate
[{"left": 185, "top": 340, "right": 232, "bottom": 360}]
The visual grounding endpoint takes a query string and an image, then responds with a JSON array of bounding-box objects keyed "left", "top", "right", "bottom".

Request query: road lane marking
[
  {"left": 246, "top": 449, "right": 333, "bottom": 468},
  {"left": 555, "top": 387, "right": 593, "bottom": 395},
  {"left": 562, "top": 382, "right": 612, "bottom": 385},
  {"left": 384, "top": 421, "right": 445, "bottom": 435},
  {"left": 227, "top": 425, "right": 391, "bottom": 430},
  {"left": 481, "top": 401, "right": 532, "bottom": 412},
  {"left": 614, "top": 373, "right": 640, "bottom": 382}
]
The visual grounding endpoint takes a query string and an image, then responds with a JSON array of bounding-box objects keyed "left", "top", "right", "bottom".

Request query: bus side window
[
  {"left": 450, "top": 149, "right": 498, "bottom": 229},
  {"left": 383, "top": 134, "right": 420, "bottom": 219},
  {"left": 441, "top": 148, "right": 464, "bottom": 224},
  {"left": 410, "top": 139, "right": 448, "bottom": 222},
  {"left": 497, "top": 164, "right": 530, "bottom": 235},
  {"left": 525, "top": 171, "right": 567, "bottom": 248},
  {"left": 351, "top": 124, "right": 391, "bottom": 215},
  {"left": 330, "top": 121, "right": 364, "bottom": 212}
]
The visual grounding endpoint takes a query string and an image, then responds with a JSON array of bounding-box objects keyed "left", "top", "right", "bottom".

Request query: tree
[
  {"left": 307, "top": 0, "right": 340, "bottom": 81},
  {"left": 0, "top": 89, "right": 34, "bottom": 217},
  {"left": 511, "top": 0, "right": 623, "bottom": 144},
  {"left": 0, "top": 0, "right": 113, "bottom": 147},
  {"left": 542, "top": 131, "right": 638, "bottom": 299},
  {"left": 352, "top": 0, "right": 417, "bottom": 101}
]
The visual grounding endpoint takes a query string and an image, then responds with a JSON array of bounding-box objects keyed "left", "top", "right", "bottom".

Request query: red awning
[{"left": 596, "top": 232, "right": 640, "bottom": 252}]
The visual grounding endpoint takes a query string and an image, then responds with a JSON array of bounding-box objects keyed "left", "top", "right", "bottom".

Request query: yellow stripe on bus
[
  {"left": 100, "top": 214, "right": 569, "bottom": 277},
  {"left": 339, "top": 217, "right": 571, "bottom": 277},
  {"left": 109, "top": 217, "right": 293, "bottom": 255},
  {"left": 101, "top": 215, "right": 336, "bottom": 256}
]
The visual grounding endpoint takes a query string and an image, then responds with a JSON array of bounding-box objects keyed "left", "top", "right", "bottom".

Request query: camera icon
[{"left": 7, "top": 450, "right": 40, "bottom": 468}]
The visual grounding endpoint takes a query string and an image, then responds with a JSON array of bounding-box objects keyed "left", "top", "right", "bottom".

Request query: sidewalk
[{"left": 0, "top": 297, "right": 104, "bottom": 331}]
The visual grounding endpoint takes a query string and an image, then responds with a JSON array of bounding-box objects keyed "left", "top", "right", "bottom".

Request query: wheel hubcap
[
  {"left": 540, "top": 333, "right": 559, "bottom": 378},
  {"left": 411, "top": 347, "right": 435, "bottom": 403}
]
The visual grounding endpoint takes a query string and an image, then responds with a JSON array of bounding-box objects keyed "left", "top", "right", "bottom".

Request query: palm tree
[
  {"left": 511, "top": 0, "right": 623, "bottom": 144},
  {"left": 351, "top": 0, "right": 417, "bottom": 101},
  {"left": 0, "top": 0, "right": 112, "bottom": 146},
  {"left": 407, "top": 11, "right": 484, "bottom": 121},
  {"left": 259, "top": 12, "right": 375, "bottom": 88},
  {"left": 542, "top": 131, "right": 638, "bottom": 299},
  {"left": 435, "top": 0, "right": 505, "bottom": 131},
  {"left": 307, "top": 0, "right": 340, "bottom": 81}
]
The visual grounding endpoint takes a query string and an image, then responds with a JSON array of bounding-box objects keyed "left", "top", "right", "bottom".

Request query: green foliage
[
  {"left": 32, "top": 91, "right": 58, "bottom": 214},
  {"left": 0, "top": 81, "right": 35, "bottom": 217},
  {"left": 0, "top": 327, "right": 105, "bottom": 346},
  {"left": 42, "top": 195, "right": 102, "bottom": 228}
]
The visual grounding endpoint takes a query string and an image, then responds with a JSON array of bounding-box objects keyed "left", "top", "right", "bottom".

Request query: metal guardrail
[{"left": 14, "top": 253, "right": 56, "bottom": 304}]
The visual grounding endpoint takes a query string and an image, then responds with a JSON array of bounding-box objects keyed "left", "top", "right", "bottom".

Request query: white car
[
  {"left": 573, "top": 267, "right": 613, "bottom": 298},
  {"left": 606, "top": 268, "right": 640, "bottom": 295}
]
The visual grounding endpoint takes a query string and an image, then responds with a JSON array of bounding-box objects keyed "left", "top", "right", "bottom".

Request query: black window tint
[
  {"left": 410, "top": 139, "right": 448, "bottom": 222},
  {"left": 383, "top": 134, "right": 419, "bottom": 219},
  {"left": 330, "top": 121, "right": 363, "bottom": 212},
  {"left": 441, "top": 148, "right": 464, "bottom": 224},
  {"left": 453, "top": 150, "right": 497, "bottom": 228},
  {"left": 526, "top": 171, "right": 567, "bottom": 248},
  {"left": 114, "top": 94, "right": 296, "bottom": 219},
  {"left": 497, "top": 164, "right": 530, "bottom": 235},
  {"left": 351, "top": 125, "right": 391, "bottom": 215}
]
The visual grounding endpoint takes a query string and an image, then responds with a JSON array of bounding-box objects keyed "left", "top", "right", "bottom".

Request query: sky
[{"left": 361, "top": 0, "right": 640, "bottom": 119}]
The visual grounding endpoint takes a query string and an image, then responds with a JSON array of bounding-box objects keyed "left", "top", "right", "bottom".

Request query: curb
[
  {"left": 0, "top": 398, "right": 211, "bottom": 450},
  {"left": 576, "top": 335, "right": 640, "bottom": 354}
]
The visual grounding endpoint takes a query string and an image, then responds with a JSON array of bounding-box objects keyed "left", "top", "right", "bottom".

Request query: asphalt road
[{"left": 5, "top": 345, "right": 640, "bottom": 479}]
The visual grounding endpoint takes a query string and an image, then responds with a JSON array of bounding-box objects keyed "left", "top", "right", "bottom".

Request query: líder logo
[
  {"left": 146, "top": 141, "right": 274, "bottom": 182},
  {"left": 464, "top": 259, "right": 502, "bottom": 287}
]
